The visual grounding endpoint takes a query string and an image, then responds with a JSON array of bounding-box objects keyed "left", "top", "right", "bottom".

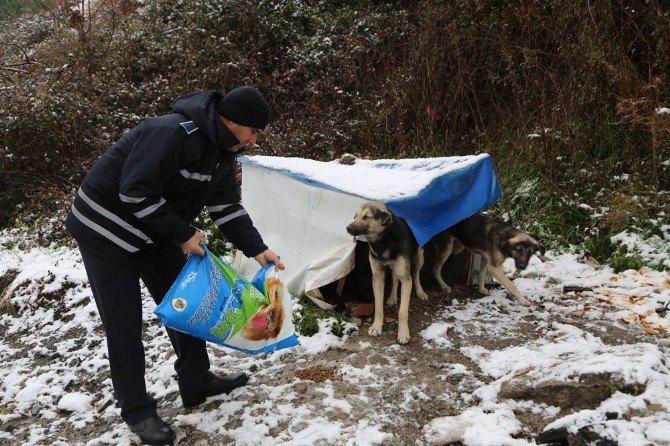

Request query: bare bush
[{"left": 0, "top": 0, "right": 668, "bottom": 239}]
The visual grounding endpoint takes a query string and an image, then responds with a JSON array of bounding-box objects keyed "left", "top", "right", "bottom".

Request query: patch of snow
[
  {"left": 345, "top": 419, "right": 392, "bottom": 446},
  {"left": 645, "top": 420, "right": 670, "bottom": 443},
  {"left": 424, "top": 406, "right": 526, "bottom": 446},
  {"left": 515, "top": 179, "right": 538, "bottom": 197},
  {"left": 57, "top": 393, "right": 93, "bottom": 413},
  {"left": 461, "top": 322, "right": 663, "bottom": 383},
  {"left": 420, "top": 322, "right": 452, "bottom": 347},
  {"left": 611, "top": 231, "right": 669, "bottom": 268}
]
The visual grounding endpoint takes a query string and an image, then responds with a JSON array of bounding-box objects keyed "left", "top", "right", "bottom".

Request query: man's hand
[
  {"left": 180, "top": 230, "right": 206, "bottom": 256},
  {"left": 254, "top": 249, "right": 285, "bottom": 271}
]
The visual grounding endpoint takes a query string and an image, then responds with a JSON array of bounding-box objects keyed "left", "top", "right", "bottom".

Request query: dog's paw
[
  {"left": 516, "top": 296, "right": 532, "bottom": 306},
  {"left": 397, "top": 326, "right": 411, "bottom": 344},
  {"left": 417, "top": 290, "right": 429, "bottom": 301},
  {"left": 478, "top": 287, "right": 490, "bottom": 296},
  {"left": 368, "top": 323, "right": 383, "bottom": 337},
  {"left": 440, "top": 284, "right": 452, "bottom": 294},
  {"left": 386, "top": 296, "right": 398, "bottom": 306}
]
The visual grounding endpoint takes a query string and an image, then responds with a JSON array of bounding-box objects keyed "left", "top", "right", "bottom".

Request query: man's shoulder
[
  {"left": 144, "top": 113, "right": 202, "bottom": 136},
  {"left": 178, "top": 120, "right": 199, "bottom": 135}
]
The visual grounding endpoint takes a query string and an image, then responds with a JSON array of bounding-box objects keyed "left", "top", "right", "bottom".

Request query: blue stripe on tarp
[
  {"left": 386, "top": 155, "right": 502, "bottom": 245},
  {"left": 238, "top": 155, "right": 502, "bottom": 246}
]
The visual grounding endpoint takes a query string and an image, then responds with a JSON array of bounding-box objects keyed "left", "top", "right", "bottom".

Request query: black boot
[
  {"left": 179, "top": 371, "right": 249, "bottom": 408},
  {"left": 128, "top": 414, "right": 175, "bottom": 445}
]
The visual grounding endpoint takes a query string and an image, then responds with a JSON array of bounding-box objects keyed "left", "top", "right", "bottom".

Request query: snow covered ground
[{"left": 1, "top": 235, "right": 669, "bottom": 445}]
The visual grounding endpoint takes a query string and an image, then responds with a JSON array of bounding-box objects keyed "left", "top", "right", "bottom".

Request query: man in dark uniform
[{"left": 65, "top": 87, "right": 284, "bottom": 445}]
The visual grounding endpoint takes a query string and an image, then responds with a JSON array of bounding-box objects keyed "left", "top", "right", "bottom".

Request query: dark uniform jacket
[{"left": 65, "top": 91, "right": 267, "bottom": 258}]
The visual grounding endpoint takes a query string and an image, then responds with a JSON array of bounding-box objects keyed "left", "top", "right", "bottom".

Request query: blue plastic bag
[{"left": 155, "top": 245, "right": 299, "bottom": 354}]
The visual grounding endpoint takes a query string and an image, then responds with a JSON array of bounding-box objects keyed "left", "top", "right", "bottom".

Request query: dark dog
[
  {"left": 346, "top": 201, "right": 427, "bottom": 344},
  {"left": 442, "top": 213, "right": 545, "bottom": 306}
]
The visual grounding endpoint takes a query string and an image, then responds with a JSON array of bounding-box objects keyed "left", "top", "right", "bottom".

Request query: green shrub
[
  {"left": 292, "top": 297, "right": 352, "bottom": 338},
  {"left": 609, "top": 249, "right": 645, "bottom": 273},
  {"left": 0, "top": 0, "right": 36, "bottom": 20}
]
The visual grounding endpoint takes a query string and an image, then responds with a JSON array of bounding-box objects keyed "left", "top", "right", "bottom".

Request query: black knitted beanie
[{"left": 216, "top": 86, "right": 272, "bottom": 130}]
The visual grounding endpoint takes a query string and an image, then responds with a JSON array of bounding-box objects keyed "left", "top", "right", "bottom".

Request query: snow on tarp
[
  {"left": 234, "top": 155, "right": 502, "bottom": 300},
  {"left": 239, "top": 154, "right": 502, "bottom": 246}
]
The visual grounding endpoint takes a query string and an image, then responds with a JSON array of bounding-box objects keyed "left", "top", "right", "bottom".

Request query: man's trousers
[{"left": 75, "top": 237, "right": 210, "bottom": 424}]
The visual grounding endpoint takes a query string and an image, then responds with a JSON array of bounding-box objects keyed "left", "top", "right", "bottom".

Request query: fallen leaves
[
  {"left": 643, "top": 327, "right": 659, "bottom": 336},
  {"left": 628, "top": 295, "right": 646, "bottom": 304}
]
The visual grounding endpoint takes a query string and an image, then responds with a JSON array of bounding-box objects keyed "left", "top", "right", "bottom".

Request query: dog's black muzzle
[
  {"left": 515, "top": 260, "right": 529, "bottom": 270},
  {"left": 346, "top": 223, "right": 365, "bottom": 237}
]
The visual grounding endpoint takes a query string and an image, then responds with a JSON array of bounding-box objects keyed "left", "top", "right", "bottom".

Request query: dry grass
[
  {"left": 0, "top": 269, "right": 19, "bottom": 316},
  {"left": 601, "top": 193, "right": 647, "bottom": 233}
]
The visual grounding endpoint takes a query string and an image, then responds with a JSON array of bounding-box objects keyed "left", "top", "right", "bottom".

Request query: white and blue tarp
[{"left": 234, "top": 155, "right": 502, "bottom": 304}]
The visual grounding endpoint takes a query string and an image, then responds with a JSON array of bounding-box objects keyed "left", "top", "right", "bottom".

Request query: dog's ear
[
  {"left": 528, "top": 236, "right": 545, "bottom": 255},
  {"left": 374, "top": 208, "right": 392, "bottom": 225},
  {"left": 381, "top": 210, "right": 392, "bottom": 225},
  {"left": 501, "top": 241, "right": 513, "bottom": 257}
]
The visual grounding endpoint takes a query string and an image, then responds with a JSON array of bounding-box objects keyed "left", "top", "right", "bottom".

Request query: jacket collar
[{"left": 214, "top": 115, "right": 241, "bottom": 152}]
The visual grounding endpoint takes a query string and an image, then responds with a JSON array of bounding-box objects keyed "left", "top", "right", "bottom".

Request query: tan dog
[
  {"left": 346, "top": 201, "right": 427, "bottom": 344},
  {"left": 240, "top": 277, "right": 285, "bottom": 341},
  {"left": 440, "top": 213, "right": 545, "bottom": 306}
]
